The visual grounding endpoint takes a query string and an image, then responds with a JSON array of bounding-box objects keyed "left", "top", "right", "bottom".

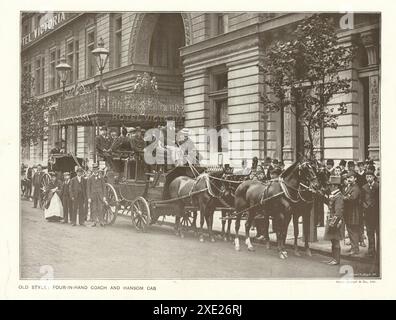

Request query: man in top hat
[
  {"left": 339, "top": 160, "right": 348, "bottom": 176},
  {"left": 356, "top": 161, "right": 366, "bottom": 188},
  {"left": 70, "top": 167, "right": 87, "bottom": 226},
  {"left": 176, "top": 128, "right": 200, "bottom": 165},
  {"left": 131, "top": 126, "right": 146, "bottom": 154},
  {"left": 323, "top": 175, "right": 344, "bottom": 265},
  {"left": 111, "top": 127, "right": 132, "bottom": 152},
  {"left": 95, "top": 127, "right": 111, "bottom": 162},
  {"left": 261, "top": 157, "right": 273, "bottom": 181},
  {"left": 343, "top": 171, "right": 361, "bottom": 256},
  {"left": 269, "top": 166, "right": 282, "bottom": 180},
  {"left": 60, "top": 172, "right": 72, "bottom": 224},
  {"left": 361, "top": 170, "right": 379, "bottom": 257},
  {"left": 32, "top": 164, "right": 44, "bottom": 208},
  {"left": 87, "top": 163, "right": 107, "bottom": 227},
  {"left": 325, "top": 159, "right": 335, "bottom": 179}
]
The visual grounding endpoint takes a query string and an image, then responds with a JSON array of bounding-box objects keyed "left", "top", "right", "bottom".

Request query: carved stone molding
[{"left": 360, "top": 30, "right": 379, "bottom": 65}]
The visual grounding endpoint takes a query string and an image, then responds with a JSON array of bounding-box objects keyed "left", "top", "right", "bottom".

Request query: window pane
[{"left": 116, "top": 17, "right": 122, "bottom": 31}]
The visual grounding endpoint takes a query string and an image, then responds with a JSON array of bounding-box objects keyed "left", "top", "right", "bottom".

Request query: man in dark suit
[
  {"left": 32, "top": 164, "right": 44, "bottom": 208},
  {"left": 95, "top": 127, "right": 111, "bottom": 162},
  {"left": 343, "top": 171, "right": 361, "bottom": 256},
  {"left": 61, "top": 172, "right": 72, "bottom": 224},
  {"left": 70, "top": 167, "right": 87, "bottom": 226},
  {"left": 87, "top": 164, "right": 107, "bottom": 227},
  {"left": 361, "top": 170, "right": 380, "bottom": 257}
]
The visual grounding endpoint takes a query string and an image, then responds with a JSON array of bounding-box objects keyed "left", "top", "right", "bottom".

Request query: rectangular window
[
  {"left": 35, "top": 57, "right": 41, "bottom": 95},
  {"left": 86, "top": 29, "right": 96, "bottom": 78},
  {"left": 114, "top": 15, "right": 122, "bottom": 68},
  {"left": 49, "top": 49, "right": 56, "bottom": 90},
  {"left": 40, "top": 56, "right": 45, "bottom": 93},
  {"left": 66, "top": 39, "right": 74, "bottom": 84},
  {"left": 75, "top": 40, "right": 80, "bottom": 80},
  {"left": 214, "top": 72, "right": 228, "bottom": 91},
  {"left": 216, "top": 14, "right": 228, "bottom": 35},
  {"left": 56, "top": 48, "right": 61, "bottom": 88}
]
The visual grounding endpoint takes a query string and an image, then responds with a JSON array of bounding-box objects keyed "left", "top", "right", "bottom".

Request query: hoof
[
  {"left": 235, "top": 246, "right": 240, "bottom": 251},
  {"left": 294, "top": 249, "right": 301, "bottom": 257},
  {"left": 180, "top": 233, "right": 185, "bottom": 239},
  {"left": 305, "top": 249, "right": 312, "bottom": 257},
  {"left": 279, "top": 251, "right": 288, "bottom": 259},
  {"left": 223, "top": 236, "right": 228, "bottom": 242},
  {"left": 199, "top": 236, "right": 205, "bottom": 243},
  {"left": 265, "top": 242, "right": 271, "bottom": 250},
  {"left": 210, "top": 237, "right": 216, "bottom": 243},
  {"left": 247, "top": 246, "right": 255, "bottom": 252}
]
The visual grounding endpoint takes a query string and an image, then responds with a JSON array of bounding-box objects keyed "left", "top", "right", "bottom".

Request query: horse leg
[
  {"left": 192, "top": 210, "right": 198, "bottom": 237},
  {"left": 174, "top": 215, "right": 181, "bottom": 237},
  {"left": 245, "top": 212, "right": 255, "bottom": 251},
  {"left": 198, "top": 205, "right": 206, "bottom": 243},
  {"left": 293, "top": 212, "right": 301, "bottom": 256},
  {"left": 221, "top": 210, "right": 227, "bottom": 241},
  {"left": 207, "top": 209, "right": 216, "bottom": 243},
  {"left": 226, "top": 212, "right": 232, "bottom": 242},
  {"left": 234, "top": 215, "right": 241, "bottom": 251},
  {"left": 303, "top": 209, "right": 312, "bottom": 256}
]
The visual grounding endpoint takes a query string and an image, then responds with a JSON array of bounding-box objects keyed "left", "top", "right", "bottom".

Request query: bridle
[{"left": 279, "top": 161, "right": 319, "bottom": 203}]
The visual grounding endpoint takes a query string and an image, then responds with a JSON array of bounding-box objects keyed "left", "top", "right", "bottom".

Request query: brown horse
[
  {"left": 233, "top": 160, "right": 321, "bottom": 259},
  {"left": 167, "top": 170, "right": 227, "bottom": 242},
  {"left": 290, "top": 165, "right": 328, "bottom": 256}
]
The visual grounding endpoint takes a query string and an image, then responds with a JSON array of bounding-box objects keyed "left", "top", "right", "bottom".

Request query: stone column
[
  {"left": 282, "top": 104, "right": 296, "bottom": 167},
  {"left": 361, "top": 30, "right": 380, "bottom": 161}
]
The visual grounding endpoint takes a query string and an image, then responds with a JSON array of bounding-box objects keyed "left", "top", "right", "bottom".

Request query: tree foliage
[
  {"left": 260, "top": 14, "right": 355, "bottom": 160},
  {"left": 21, "top": 72, "right": 51, "bottom": 146}
]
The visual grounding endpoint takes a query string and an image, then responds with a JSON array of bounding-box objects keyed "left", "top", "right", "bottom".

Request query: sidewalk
[{"left": 209, "top": 211, "right": 372, "bottom": 262}]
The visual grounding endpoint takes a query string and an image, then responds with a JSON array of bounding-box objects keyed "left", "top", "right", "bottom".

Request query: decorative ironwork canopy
[{"left": 53, "top": 73, "right": 184, "bottom": 127}]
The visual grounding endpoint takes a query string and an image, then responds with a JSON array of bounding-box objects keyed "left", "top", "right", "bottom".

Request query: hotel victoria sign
[{"left": 21, "top": 12, "right": 67, "bottom": 47}]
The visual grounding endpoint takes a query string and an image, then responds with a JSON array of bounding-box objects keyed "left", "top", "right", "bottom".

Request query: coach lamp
[
  {"left": 55, "top": 56, "right": 71, "bottom": 96},
  {"left": 92, "top": 37, "right": 109, "bottom": 89}
]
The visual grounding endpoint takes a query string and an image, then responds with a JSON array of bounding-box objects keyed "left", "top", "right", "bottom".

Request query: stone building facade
[{"left": 20, "top": 12, "right": 380, "bottom": 167}]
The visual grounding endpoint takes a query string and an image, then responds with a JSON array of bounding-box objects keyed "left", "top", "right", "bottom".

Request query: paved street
[{"left": 20, "top": 200, "right": 378, "bottom": 279}]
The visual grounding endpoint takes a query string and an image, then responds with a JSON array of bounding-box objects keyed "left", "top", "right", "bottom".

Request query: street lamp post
[
  {"left": 55, "top": 56, "right": 72, "bottom": 97},
  {"left": 92, "top": 37, "right": 110, "bottom": 89},
  {"left": 55, "top": 56, "right": 71, "bottom": 152}
]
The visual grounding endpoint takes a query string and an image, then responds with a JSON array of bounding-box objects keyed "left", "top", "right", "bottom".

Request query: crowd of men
[
  {"left": 21, "top": 162, "right": 108, "bottom": 227},
  {"left": 234, "top": 156, "right": 380, "bottom": 263},
  {"left": 323, "top": 158, "right": 380, "bottom": 262}
]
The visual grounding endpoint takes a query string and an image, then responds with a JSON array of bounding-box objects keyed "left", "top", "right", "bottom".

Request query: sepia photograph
[{"left": 17, "top": 9, "right": 382, "bottom": 282}]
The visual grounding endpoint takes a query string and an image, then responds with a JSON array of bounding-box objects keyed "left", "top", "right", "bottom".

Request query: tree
[
  {"left": 260, "top": 14, "right": 355, "bottom": 160},
  {"left": 21, "top": 72, "right": 51, "bottom": 146}
]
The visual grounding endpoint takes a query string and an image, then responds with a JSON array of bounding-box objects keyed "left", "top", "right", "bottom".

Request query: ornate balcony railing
[{"left": 54, "top": 89, "right": 185, "bottom": 126}]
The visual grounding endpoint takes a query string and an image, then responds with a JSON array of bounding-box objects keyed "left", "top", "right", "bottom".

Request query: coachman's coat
[
  {"left": 343, "top": 183, "right": 361, "bottom": 226},
  {"left": 324, "top": 191, "right": 344, "bottom": 241}
]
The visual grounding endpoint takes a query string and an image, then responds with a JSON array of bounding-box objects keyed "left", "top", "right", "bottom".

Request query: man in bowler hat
[{"left": 70, "top": 167, "right": 87, "bottom": 226}]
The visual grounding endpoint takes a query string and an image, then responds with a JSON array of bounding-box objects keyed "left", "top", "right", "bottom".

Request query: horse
[
  {"left": 167, "top": 169, "right": 228, "bottom": 242},
  {"left": 233, "top": 159, "right": 321, "bottom": 259},
  {"left": 290, "top": 164, "right": 329, "bottom": 256}
]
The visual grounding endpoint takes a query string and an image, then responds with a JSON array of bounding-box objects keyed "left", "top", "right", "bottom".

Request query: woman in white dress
[{"left": 43, "top": 172, "right": 64, "bottom": 222}]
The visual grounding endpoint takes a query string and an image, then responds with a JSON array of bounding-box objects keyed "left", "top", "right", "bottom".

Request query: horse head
[{"left": 297, "top": 160, "right": 321, "bottom": 194}]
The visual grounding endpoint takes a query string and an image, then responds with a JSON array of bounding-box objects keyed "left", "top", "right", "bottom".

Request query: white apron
[{"left": 44, "top": 192, "right": 64, "bottom": 219}]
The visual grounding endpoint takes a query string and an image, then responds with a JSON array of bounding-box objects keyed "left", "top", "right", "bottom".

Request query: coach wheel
[
  {"left": 104, "top": 183, "right": 119, "bottom": 225},
  {"left": 131, "top": 197, "right": 151, "bottom": 232},
  {"left": 39, "top": 173, "right": 51, "bottom": 209}
]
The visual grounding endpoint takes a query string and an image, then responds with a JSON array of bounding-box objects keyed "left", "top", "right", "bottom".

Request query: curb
[{"left": 159, "top": 220, "right": 374, "bottom": 264}]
